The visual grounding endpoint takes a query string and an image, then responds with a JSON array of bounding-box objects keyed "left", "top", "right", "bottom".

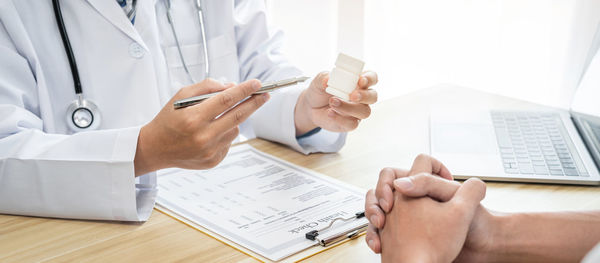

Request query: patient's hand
[
  {"left": 379, "top": 178, "right": 487, "bottom": 263},
  {"left": 364, "top": 154, "right": 453, "bottom": 252}
]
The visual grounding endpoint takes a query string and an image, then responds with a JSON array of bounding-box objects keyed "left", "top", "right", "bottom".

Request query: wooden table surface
[{"left": 2, "top": 85, "right": 599, "bottom": 262}]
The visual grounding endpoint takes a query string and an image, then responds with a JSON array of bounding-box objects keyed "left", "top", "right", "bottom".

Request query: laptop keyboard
[{"left": 491, "top": 111, "right": 589, "bottom": 177}]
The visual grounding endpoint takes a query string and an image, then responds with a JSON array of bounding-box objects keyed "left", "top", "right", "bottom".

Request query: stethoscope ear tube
[
  {"left": 165, "top": 0, "right": 210, "bottom": 83},
  {"left": 53, "top": 0, "right": 101, "bottom": 132},
  {"left": 195, "top": 0, "right": 210, "bottom": 78}
]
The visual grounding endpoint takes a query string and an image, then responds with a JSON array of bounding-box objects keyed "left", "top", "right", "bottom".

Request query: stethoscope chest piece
[{"left": 66, "top": 95, "right": 101, "bottom": 132}]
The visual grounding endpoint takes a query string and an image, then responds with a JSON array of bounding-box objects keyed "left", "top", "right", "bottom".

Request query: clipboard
[
  {"left": 155, "top": 205, "right": 367, "bottom": 263},
  {"left": 154, "top": 145, "right": 369, "bottom": 262}
]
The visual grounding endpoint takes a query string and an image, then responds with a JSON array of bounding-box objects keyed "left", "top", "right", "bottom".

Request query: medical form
[{"left": 155, "top": 145, "right": 367, "bottom": 261}]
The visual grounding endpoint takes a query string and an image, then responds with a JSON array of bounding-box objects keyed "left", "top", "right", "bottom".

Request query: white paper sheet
[{"left": 156, "top": 145, "right": 367, "bottom": 261}]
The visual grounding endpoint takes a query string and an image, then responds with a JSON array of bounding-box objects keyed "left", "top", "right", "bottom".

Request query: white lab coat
[{"left": 0, "top": 0, "right": 345, "bottom": 221}]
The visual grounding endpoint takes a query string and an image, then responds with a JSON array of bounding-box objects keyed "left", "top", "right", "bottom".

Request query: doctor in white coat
[{"left": 0, "top": 0, "right": 378, "bottom": 221}]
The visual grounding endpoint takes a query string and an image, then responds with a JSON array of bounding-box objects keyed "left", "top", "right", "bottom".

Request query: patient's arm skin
[{"left": 462, "top": 211, "right": 600, "bottom": 263}]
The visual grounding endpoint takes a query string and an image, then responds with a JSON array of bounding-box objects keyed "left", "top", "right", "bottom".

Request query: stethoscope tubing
[{"left": 52, "top": 0, "right": 83, "bottom": 95}]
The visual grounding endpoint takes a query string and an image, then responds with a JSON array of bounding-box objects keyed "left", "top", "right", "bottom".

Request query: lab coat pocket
[{"left": 163, "top": 33, "right": 240, "bottom": 88}]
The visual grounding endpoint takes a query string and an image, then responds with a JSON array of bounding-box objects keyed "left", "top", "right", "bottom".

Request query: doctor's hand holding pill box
[{"left": 294, "top": 53, "right": 378, "bottom": 135}]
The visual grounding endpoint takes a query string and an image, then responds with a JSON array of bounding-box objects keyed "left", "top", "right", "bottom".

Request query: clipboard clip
[{"left": 305, "top": 212, "right": 366, "bottom": 247}]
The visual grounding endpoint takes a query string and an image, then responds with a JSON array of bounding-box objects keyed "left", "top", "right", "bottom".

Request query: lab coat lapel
[{"left": 85, "top": 0, "right": 149, "bottom": 51}]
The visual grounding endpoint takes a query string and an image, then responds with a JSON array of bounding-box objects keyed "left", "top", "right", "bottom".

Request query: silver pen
[
  {"left": 305, "top": 211, "right": 367, "bottom": 246},
  {"left": 173, "top": 76, "right": 310, "bottom": 109}
]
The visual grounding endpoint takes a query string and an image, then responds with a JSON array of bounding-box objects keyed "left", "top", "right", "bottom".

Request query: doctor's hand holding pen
[
  {"left": 133, "top": 79, "right": 268, "bottom": 176},
  {"left": 294, "top": 71, "right": 378, "bottom": 136}
]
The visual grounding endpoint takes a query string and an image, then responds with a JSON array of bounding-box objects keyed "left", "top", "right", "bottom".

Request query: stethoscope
[{"left": 52, "top": 0, "right": 209, "bottom": 132}]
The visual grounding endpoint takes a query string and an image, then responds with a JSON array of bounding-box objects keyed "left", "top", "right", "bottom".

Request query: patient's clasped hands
[{"left": 364, "top": 155, "right": 492, "bottom": 263}]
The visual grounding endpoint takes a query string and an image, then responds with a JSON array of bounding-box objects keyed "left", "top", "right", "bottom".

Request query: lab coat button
[{"left": 129, "top": 43, "right": 145, "bottom": 59}]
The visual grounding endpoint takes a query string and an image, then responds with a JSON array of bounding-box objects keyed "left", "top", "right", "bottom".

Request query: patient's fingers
[
  {"left": 365, "top": 223, "right": 382, "bottom": 254},
  {"left": 393, "top": 173, "right": 461, "bottom": 202},
  {"left": 409, "top": 154, "right": 453, "bottom": 180},
  {"left": 365, "top": 189, "right": 385, "bottom": 229},
  {"left": 375, "top": 168, "right": 409, "bottom": 213},
  {"left": 375, "top": 168, "right": 396, "bottom": 212},
  {"left": 452, "top": 178, "right": 487, "bottom": 212}
]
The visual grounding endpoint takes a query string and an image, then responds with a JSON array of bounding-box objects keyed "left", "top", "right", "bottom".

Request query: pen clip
[
  {"left": 314, "top": 225, "right": 367, "bottom": 247},
  {"left": 305, "top": 211, "right": 366, "bottom": 247},
  {"left": 259, "top": 76, "right": 309, "bottom": 92}
]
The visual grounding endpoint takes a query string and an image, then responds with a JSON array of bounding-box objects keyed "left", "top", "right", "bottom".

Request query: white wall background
[
  {"left": 265, "top": 0, "right": 339, "bottom": 78},
  {"left": 266, "top": 0, "right": 600, "bottom": 108}
]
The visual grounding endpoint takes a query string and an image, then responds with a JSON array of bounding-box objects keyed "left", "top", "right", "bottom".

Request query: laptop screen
[
  {"left": 571, "top": 114, "right": 600, "bottom": 170},
  {"left": 571, "top": 40, "right": 600, "bottom": 169}
]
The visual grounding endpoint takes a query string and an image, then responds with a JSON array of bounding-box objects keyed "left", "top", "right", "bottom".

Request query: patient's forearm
[{"left": 485, "top": 211, "right": 600, "bottom": 262}]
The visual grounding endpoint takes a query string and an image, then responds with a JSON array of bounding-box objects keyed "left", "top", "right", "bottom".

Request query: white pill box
[{"left": 326, "top": 53, "right": 365, "bottom": 101}]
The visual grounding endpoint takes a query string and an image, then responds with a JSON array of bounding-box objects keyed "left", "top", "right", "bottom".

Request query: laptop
[{"left": 430, "top": 50, "right": 600, "bottom": 185}]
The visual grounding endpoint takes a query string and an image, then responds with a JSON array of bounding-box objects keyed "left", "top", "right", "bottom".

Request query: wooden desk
[{"left": 2, "top": 86, "right": 599, "bottom": 262}]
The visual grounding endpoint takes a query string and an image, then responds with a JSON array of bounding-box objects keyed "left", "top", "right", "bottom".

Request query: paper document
[{"left": 156, "top": 145, "right": 367, "bottom": 261}]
